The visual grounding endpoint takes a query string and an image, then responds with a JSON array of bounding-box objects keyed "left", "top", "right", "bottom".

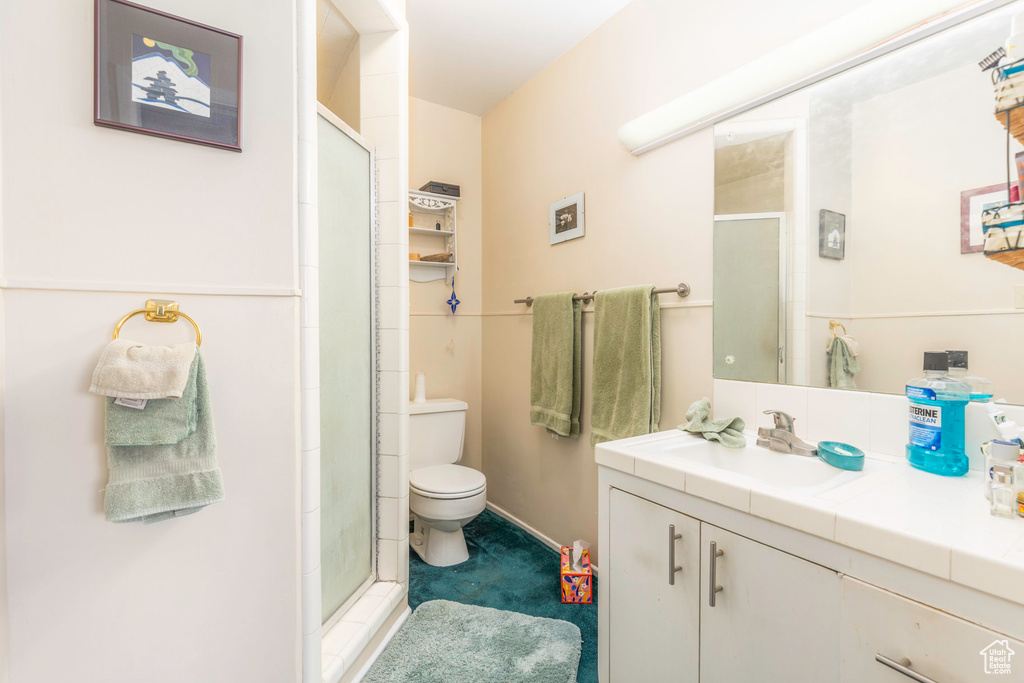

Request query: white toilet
[{"left": 408, "top": 398, "right": 486, "bottom": 567}]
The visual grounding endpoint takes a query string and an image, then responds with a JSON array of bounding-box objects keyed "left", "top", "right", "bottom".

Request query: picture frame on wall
[
  {"left": 960, "top": 184, "right": 1008, "bottom": 254},
  {"left": 95, "top": 0, "right": 243, "bottom": 151},
  {"left": 818, "top": 209, "right": 846, "bottom": 260},
  {"left": 550, "top": 192, "right": 585, "bottom": 245}
]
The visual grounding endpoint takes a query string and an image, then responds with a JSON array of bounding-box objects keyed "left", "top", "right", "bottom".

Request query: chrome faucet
[{"left": 756, "top": 410, "right": 818, "bottom": 457}]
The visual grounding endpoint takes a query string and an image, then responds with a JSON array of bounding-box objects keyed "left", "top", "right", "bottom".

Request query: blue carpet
[{"left": 409, "top": 509, "right": 598, "bottom": 683}]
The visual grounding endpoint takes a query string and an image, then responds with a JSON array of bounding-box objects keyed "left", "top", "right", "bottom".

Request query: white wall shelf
[
  {"left": 409, "top": 190, "right": 459, "bottom": 283},
  {"left": 409, "top": 227, "right": 455, "bottom": 237}
]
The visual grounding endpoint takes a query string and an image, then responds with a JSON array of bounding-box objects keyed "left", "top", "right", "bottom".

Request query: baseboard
[
  {"left": 485, "top": 501, "right": 599, "bottom": 575},
  {"left": 350, "top": 602, "right": 411, "bottom": 683}
]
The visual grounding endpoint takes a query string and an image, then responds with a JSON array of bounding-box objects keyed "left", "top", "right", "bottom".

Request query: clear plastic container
[
  {"left": 906, "top": 352, "right": 970, "bottom": 477},
  {"left": 984, "top": 439, "right": 1021, "bottom": 501},
  {"left": 946, "top": 350, "right": 994, "bottom": 402},
  {"left": 991, "top": 469, "right": 1017, "bottom": 518}
]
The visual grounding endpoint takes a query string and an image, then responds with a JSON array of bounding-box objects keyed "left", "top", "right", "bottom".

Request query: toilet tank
[{"left": 408, "top": 398, "right": 468, "bottom": 469}]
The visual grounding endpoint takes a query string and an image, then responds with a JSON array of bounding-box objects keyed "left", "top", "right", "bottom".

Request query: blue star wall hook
[{"left": 447, "top": 266, "right": 460, "bottom": 314}]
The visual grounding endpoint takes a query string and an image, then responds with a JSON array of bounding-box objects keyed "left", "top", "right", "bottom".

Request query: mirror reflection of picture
[
  {"left": 960, "top": 184, "right": 1008, "bottom": 254},
  {"left": 819, "top": 209, "right": 845, "bottom": 260},
  {"left": 549, "top": 192, "right": 585, "bottom": 245}
]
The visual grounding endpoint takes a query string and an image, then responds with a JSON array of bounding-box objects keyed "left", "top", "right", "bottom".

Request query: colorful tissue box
[{"left": 560, "top": 546, "right": 593, "bottom": 604}]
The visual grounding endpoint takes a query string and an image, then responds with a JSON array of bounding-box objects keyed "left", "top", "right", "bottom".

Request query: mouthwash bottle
[
  {"left": 906, "top": 352, "right": 970, "bottom": 477},
  {"left": 946, "top": 350, "right": 994, "bottom": 402}
]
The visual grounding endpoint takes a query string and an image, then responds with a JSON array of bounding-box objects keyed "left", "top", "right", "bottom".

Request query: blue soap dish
[{"left": 817, "top": 441, "right": 865, "bottom": 471}]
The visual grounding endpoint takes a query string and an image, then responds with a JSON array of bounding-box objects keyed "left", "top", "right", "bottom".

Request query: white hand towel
[{"left": 89, "top": 339, "right": 198, "bottom": 400}]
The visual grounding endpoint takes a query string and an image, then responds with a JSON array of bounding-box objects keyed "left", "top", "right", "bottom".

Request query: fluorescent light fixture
[{"left": 617, "top": 0, "right": 1003, "bottom": 155}]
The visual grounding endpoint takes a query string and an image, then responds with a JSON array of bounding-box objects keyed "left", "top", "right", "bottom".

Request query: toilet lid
[{"left": 410, "top": 465, "right": 486, "bottom": 497}]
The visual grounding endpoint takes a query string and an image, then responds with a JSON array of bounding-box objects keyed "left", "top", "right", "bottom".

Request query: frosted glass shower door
[{"left": 318, "top": 111, "right": 375, "bottom": 624}]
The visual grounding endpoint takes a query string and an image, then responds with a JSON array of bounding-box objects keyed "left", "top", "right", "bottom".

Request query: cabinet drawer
[{"left": 841, "top": 577, "right": 1024, "bottom": 682}]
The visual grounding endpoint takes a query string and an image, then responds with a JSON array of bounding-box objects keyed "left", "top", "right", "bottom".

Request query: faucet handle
[{"left": 763, "top": 410, "right": 795, "bottom": 432}]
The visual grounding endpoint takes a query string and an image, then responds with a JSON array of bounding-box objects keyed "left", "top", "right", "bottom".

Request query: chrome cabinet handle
[
  {"left": 668, "top": 525, "right": 683, "bottom": 585},
  {"left": 708, "top": 541, "right": 724, "bottom": 606},
  {"left": 875, "top": 654, "right": 939, "bottom": 683}
]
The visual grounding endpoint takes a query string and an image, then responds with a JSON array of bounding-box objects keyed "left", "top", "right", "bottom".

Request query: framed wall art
[
  {"left": 550, "top": 192, "right": 585, "bottom": 245},
  {"left": 818, "top": 209, "right": 846, "bottom": 260},
  {"left": 95, "top": 0, "right": 243, "bottom": 151},
  {"left": 960, "top": 184, "right": 1008, "bottom": 254}
]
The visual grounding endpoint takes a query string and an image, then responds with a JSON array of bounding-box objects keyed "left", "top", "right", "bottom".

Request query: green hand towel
[
  {"left": 104, "top": 350, "right": 200, "bottom": 446},
  {"left": 104, "top": 351, "right": 224, "bottom": 523},
  {"left": 828, "top": 337, "right": 860, "bottom": 390},
  {"left": 530, "top": 292, "right": 582, "bottom": 438},
  {"left": 678, "top": 397, "right": 746, "bottom": 448},
  {"left": 591, "top": 285, "right": 661, "bottom": 447}
]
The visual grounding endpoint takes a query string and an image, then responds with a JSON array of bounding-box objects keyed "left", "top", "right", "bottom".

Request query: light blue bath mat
[{"left": 365, "top": 599, "right": 582, "bottom": 683}]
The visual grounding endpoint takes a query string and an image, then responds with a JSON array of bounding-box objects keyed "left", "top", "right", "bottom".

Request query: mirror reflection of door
[{"left": 713, "top": 214, "right": 787, "bottom": 383}]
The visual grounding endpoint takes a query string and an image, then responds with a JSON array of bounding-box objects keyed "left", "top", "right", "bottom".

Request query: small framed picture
[
  {"left": 961, "top": 184, "right": 1008, "bottom": 254},
  {"left": 819, "top": 209, "right": 846, "bottom": 260},
  {"left": 95, "top": 0, "right": 243, "bottom": 151},
  {"left": 550, "top": 192, "right": 585, "bottom": 245}
]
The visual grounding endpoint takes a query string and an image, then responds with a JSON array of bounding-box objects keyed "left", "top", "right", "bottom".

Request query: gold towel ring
[
  {"left": 828, "top": 320, "right": 847, "bottom": 339},
  {"left": 113, "top": 299, "right": 202, "bottom": 346}
]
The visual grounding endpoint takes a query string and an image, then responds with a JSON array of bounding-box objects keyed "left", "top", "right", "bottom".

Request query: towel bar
[
  {"left": 113, "top": 299, "right": 202, "bottom": 346},
  {"left": 514, "top": 283, "right": 690, "bottom": 307}
]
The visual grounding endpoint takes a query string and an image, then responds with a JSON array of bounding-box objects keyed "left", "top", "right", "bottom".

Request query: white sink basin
[{"left": 632, "top": 433, "right": 890, "bottom": 495}]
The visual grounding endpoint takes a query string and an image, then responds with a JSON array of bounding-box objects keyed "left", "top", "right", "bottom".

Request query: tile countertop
[{"left": 596, "top": 430, "right": 1024, "bottom": 606}]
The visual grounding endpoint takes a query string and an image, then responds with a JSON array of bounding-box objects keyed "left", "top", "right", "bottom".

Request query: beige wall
[
  {"left": 325, "top": 42, "right": 361, "bottom": 132},
  {"left": 480, "top": 0, "right": 873, "bottom": 563},
  {"left": 409, "top": 98, "right": 484, "bottom": 471},
  {"left": 0, "top": 0, "right": 300, "bottom": 680}
]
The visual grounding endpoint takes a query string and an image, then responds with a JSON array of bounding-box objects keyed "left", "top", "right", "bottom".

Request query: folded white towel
[{"left": 89, "top": 339, "right": 198, "bottom": 400}]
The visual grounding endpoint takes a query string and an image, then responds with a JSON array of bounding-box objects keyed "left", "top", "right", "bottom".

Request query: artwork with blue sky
[{"left": 131, "top": 35, "right": 211, "bottom": 118}]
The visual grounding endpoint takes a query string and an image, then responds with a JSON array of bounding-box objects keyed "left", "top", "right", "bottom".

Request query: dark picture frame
[
  {"left": 818, "top": 209, "right": 846, "bottom": 260},
  {"left": 95, "top": 0, "right": 243, "bottom": 151}
]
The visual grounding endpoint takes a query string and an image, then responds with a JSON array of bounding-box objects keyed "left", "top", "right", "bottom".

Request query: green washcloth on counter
[
  {"left": 678, "top": 397, "right": 746, "bottom": 448},
  {"left": 828, "top": 337, "right": 860, "bottom": 390},
  {"left": 104, "top": 351, "right": 224, "bottom": 523},
  {"left": 530, "top": 292, "right": 582, "bottom": 438},
  {"left": 105, "top": 351, "right": 200, "bottom": 446},
  {"left": 591, "top": 285, "right": 661, "bottom": 446}
]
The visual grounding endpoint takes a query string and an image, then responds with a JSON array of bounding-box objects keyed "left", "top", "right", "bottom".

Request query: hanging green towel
[
  {"left": 530, "top": 293, "right": 582, "bottom": 438},
  {"left": 591, "top": 285, "right": 661, "bottom": 447},
  {"left": 104, "top": 351, "right": 224, "bottom": 523},
  {"left": 828, "top": 337, "right": 860, "bottom": 390},
  {"left": 678, "top": 397, "right": 746, "bottom": 448},
  {"left": 104, "top": 351, "right": 200, "bottom": 446}
]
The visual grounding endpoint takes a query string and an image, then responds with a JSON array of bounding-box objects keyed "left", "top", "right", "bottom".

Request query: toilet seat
[{"left": 410, "top": 464, "right": 486, "bottom": 499}]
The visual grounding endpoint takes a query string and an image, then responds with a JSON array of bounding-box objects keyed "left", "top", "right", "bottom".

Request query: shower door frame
[{"left": 315, "top": 101, "right": 379, "bottom": 634}]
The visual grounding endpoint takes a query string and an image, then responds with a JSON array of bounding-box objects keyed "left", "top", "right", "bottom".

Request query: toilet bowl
[{"left": 407, "top": 398, "right": 486, "bottom": 567}]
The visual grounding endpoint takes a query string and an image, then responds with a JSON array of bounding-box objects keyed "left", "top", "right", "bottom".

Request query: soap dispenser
[{"left": 906, "top": 352, "right": 970, "bottom": 477}]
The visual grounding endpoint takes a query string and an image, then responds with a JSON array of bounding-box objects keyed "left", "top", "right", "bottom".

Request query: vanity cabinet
[
  {"left": 607, "top": 490, "right": 840, "bottom": 682},
  {"left": 608, "top": 489, "right": 700, "bottom": 682},
  {"left": 699, "top": 524, "right": 840, "bottom": 682},
  {"left": 840, "top": 578, "right": 1024, "bottom": 682}
]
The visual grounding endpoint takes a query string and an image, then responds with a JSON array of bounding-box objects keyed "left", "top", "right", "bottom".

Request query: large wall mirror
[{"left": 713, "top": 1, "right": 1024, "bottom": 403}]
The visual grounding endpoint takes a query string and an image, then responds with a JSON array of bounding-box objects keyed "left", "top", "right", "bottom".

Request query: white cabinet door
[
  {"left": 699, "top": 523, "right": 841, "bottom": 683},
  {"left": 608, "top": 488, "right": 700, "bottom": 683},
  {"left": 841, "top": 577, "right": 1024, "bottom": 682}
]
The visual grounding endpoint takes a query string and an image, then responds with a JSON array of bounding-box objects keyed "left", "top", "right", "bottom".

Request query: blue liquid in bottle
[{"left": 906, "top": 352, "right": 969, "bottom": 477}]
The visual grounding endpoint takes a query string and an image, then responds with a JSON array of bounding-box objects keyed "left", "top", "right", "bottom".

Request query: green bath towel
[
  {"left": 104, "top": 351, "right": 224, "bottom": 524},
  {"left": 105, "top": 351, "right": 200, "bottom": 446},
  {"left": 591, "top": 285, "right": 661, "bottom": 447},
  {"left": 678, "top": 397, "right": 746, "bottom": 448},
  {"left": 828, "top": 337, "right": 860, "bottom": 390},
  {"left": 530, "top": 293, "right": 582, "bottom": 438}
]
